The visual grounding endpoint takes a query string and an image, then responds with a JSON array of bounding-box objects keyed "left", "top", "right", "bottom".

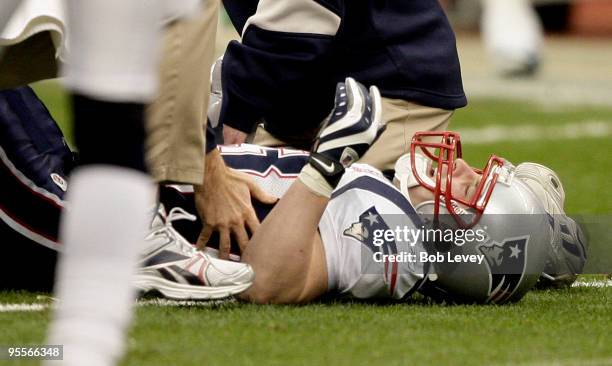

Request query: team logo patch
[
  {"left": 50, "top": 173, "right": 67, "bottom": 192},
  {"left": 343, "top": 207, "right": 399, "bottom": 295},
  {"left": 477, "top": 236, "right": 529, "bottom": 304},
  {"left": 343, "top": 207, "right": 397, "bottom": 254},
  {"left": 343, "top": 221, "right": 369, "bottom": 242}
]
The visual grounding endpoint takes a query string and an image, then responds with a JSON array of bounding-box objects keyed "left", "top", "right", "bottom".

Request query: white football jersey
[
  {"left": 219, "top": 145, "right": 429, "bottom": 300},
  {"left": 219, "top": 144, "right": 309, "bottom": 198},
  {"left": 319, "top": 164, "right": 428, "bottom": 300}
]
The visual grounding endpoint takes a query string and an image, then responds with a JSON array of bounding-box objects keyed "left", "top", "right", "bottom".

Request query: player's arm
[{"left": 240, "top": 78, "right": 384, "bottom": 304}]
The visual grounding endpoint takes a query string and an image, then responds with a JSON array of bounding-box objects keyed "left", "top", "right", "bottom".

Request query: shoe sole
[{"left": 133, "top": 274, "right": 252, "bottom": 300}]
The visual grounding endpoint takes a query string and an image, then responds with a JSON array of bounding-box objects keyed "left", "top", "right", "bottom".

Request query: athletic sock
[{"left": 45, "top": 166, "right": 155, "bottom": 366}]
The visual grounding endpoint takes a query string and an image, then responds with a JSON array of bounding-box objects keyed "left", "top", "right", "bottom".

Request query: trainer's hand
[
  {"left": 195, "top": 149, "right": 277, "bottom": 259},
  {"left": 223, "top": 125, "right": 248, "bottom": 145}
]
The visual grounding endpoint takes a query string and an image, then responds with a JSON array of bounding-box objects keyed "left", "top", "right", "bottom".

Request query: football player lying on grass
[
  {"left": 0, "top": 80, "right": 586, "bottom": 303},
  {"left": 153, "top": 77, "right": 583, "bottom": 303},
  {"left": 220, "top": 78, "right": 587, "bottom": 304}
]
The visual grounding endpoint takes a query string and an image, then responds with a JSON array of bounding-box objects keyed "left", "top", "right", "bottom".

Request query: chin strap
[{"left": 394, "top": 153, "right": 435, "bottom": 202}]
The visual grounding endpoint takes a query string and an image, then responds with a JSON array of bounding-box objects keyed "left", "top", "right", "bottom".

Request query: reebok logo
[{"left": 51, "top": 173, "right": 67, "bottom": 192}]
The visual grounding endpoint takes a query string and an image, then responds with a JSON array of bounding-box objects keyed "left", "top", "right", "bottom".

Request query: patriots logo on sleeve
[
  {"left": 343, "top": 206, "right": 398, "bottom": 256},
  {"left": 477, "top": 236, "right": 529, "bottom": 304},
  {"left": 343, "top": 221, "right": 368, "bottom": 242},
  {"left": 343, "top": 206, "right": 400, "bottom": 295}
]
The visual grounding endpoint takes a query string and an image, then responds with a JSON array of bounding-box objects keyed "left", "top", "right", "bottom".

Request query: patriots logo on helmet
[{"left": 477, "top": 236, "right": 529, "bottom": 304}]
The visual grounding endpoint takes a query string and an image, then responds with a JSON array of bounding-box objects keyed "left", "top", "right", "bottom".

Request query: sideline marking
[{"left": 459, "top": 120, "right": 611, "bottom": 144}]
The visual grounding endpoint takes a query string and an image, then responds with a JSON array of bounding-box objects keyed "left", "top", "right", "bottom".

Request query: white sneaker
[{"left": 134, "top": 205, "right": 254, "bottom": 300}]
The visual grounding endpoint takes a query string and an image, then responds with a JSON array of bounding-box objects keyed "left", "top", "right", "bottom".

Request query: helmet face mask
[{"left": 410, "top": 131, "right": 508, "bottom": 228}]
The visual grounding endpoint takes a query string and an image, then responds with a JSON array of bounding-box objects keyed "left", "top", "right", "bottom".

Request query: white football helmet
[
  {"left": 402, "top": 131, "right": 551, "bottom": 303},
  {"left": 516, "top": 163, "right": 588, "bottom": 287}
]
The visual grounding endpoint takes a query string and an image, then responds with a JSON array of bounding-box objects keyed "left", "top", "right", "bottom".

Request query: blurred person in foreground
[
  {"left": 0, "top": 0, "right": 276, "bottom": 260},
  {"left": 0, "top": 1, "right": 259, "bottom": 365}
]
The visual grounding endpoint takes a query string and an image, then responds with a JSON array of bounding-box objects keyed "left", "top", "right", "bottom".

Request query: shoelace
[
  {"left": 156, "top": 207, "right": 199, "bottom": 257},
  {"left": 165, "top": 206, "right": 197, "bottom": 226}
]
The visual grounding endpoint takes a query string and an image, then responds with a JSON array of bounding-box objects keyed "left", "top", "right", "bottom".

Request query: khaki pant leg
[
  {"left": 359, "top": 97, "right": 454, "bottom": 171},
  {"left": 146, "top": 0, "right": 219, "bottom": 185}
]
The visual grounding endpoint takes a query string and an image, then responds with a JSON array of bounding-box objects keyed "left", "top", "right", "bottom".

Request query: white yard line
[
  {"left": 1, "top": 280, "right": 610, "bottom": 312},
  {"left": 459, "top": 120, "right": 612, "bottom": 144},
  {"left": 137, "top": 298, "right": 235, "bottom": 307},
  {"left": 465, "top": 79, "right": 612, "bottom": 108},
  {"left": 508, "top": 357, "right": 612, "bottom": 366},
  {"left": 0, "top": 303, "right": 48, "bottom": 312},
  {"left": 572, "top": 279, "right": 612, "bottom": 288},
  {"left": 0, "top": 298, "right": 235, "bottom": 312}
]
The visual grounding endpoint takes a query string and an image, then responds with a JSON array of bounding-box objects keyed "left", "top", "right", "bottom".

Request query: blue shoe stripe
[{"left": 144, "top": 250, "right": 190, "bottom": 267}]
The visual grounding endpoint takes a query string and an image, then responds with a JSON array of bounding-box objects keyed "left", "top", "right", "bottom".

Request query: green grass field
[{"left": 1, "top": 81, "right": 610, "bottom": 366}]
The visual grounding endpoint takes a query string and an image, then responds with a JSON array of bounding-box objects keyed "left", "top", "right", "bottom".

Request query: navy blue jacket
[{"left": 221, "top": 0, "right": 467, "bottom": 142}]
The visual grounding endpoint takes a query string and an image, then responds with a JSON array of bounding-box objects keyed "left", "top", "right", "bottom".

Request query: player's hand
[
  {"left": 308, "top": 77, "right": 385, "bottom": 187},
  {"left": 195, "top": 149, "right": 277, "bottom": 259},
  {"left": 223, "top": 125, "right": 248, "bottom": 145}
]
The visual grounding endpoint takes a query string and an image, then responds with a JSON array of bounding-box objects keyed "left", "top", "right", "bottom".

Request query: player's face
[
  {"left": 444, "top": 158, "right": 483, "bottom": 200},
  {"left": 408, "top": 159, "right": 482, "bottom": 205}
]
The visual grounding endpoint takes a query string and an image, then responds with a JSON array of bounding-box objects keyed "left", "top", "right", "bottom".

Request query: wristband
[
  {"left": 307, "top": 152, "right": 345, "bottom": 187},
  {"left": 298, "top": 164, "right": 336, "bottom": 198}
]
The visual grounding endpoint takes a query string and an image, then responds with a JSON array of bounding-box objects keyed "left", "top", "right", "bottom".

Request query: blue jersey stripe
[{"left": 332, "top": 175, "right": 422, "bottom": 229}]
